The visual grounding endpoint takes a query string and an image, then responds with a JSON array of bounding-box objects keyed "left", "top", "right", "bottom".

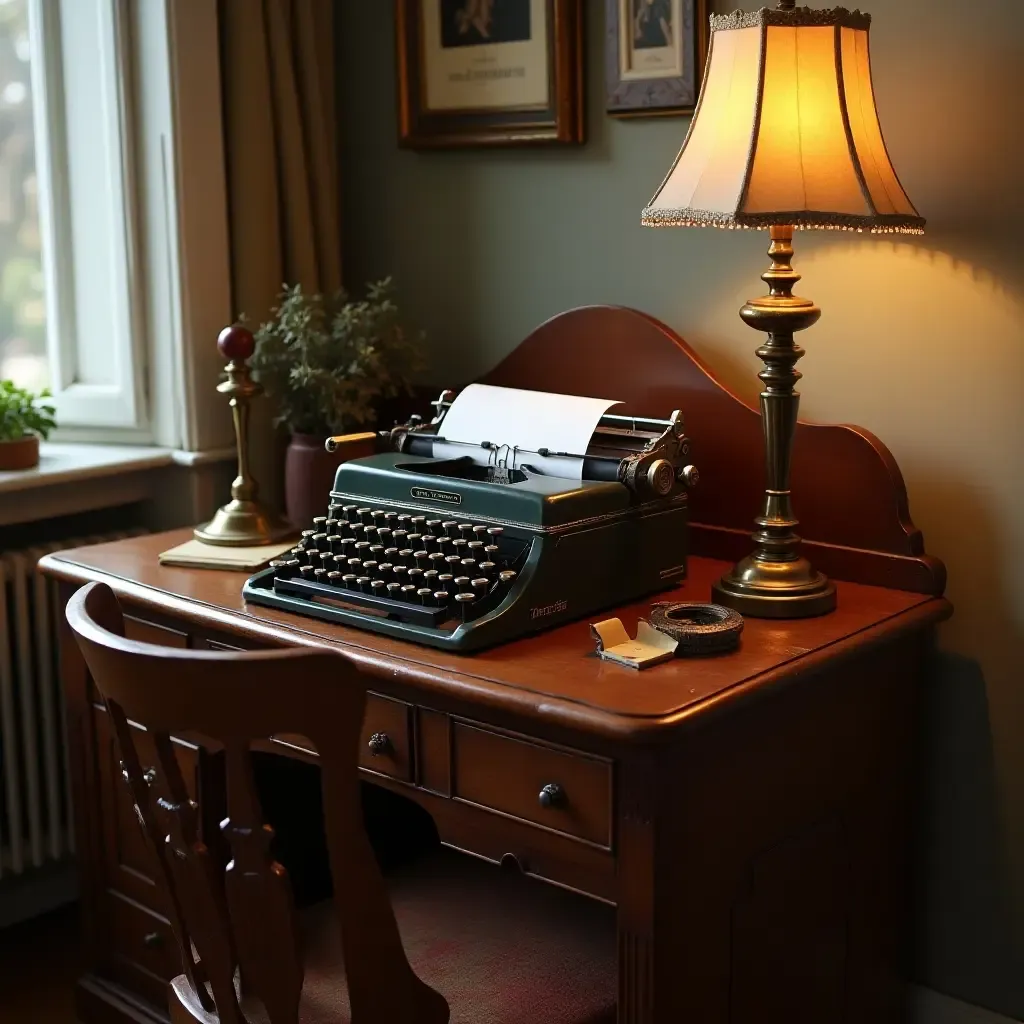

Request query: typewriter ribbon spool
[{"left": 647, "top": 602, "right": 744, "bottom": 656}]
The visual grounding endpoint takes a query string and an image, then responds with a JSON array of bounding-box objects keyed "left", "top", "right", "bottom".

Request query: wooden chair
[{"left": 67, "top": 582, "right": 616, "bottom": 1024}]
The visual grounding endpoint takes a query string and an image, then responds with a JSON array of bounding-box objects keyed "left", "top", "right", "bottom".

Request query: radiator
[{"left": 0, "top": 530, "right": 145, "bottom": 883}]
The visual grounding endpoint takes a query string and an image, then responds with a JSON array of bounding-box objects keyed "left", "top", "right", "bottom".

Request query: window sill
[
  {"left": 0, "top": 442, "right": 235, "bottom": 529},
  {"left": 0, "top": 443, "right": 235, "bottom": 495}
]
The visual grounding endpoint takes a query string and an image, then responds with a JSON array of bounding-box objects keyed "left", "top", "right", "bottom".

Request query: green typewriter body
[{"left": 243, "top": 404, "right": 696, "bottom": 652}]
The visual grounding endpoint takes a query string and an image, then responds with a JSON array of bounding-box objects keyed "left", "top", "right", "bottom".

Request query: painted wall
[{"left": 337, "top": 0, "right": 1024, "bottom": 1016}]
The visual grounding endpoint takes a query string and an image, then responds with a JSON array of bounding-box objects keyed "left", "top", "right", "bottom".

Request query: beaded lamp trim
[
  {"left": 641, "top": 207, "right": 926, "bottom": 234},
  {"left": 711, "top": 7, "right": 872, "bottom": 32}
]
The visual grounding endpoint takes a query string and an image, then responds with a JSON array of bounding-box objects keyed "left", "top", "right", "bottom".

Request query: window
[{"left": 0, "top": 0, "right": 232, "bottom": 448}]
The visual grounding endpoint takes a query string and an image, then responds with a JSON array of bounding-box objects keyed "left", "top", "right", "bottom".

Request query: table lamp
[{"left": 643, "top": 1, "right": 924, "bottom": 618}]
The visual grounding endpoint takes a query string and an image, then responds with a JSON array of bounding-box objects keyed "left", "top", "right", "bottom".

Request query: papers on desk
[{"left": 432, "top": 384, "right": 621, "bottom": 480}]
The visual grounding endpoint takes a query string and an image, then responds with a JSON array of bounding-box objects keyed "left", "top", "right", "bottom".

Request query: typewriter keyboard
[{"left": 266, "top": 503, "right": 526, "bottom": 628}]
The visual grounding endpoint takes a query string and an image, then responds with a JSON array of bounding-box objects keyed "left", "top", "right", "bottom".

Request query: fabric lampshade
[{"left": 642, "top": 7, "right": 924, "bottom": 234}]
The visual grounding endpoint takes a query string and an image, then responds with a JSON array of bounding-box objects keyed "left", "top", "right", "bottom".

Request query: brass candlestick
[
  {"left": 194, "top": 325, "right": 295, "bottom": 547},
  {"left": 711, "top": 226, "right": 836, "bottom": 618}
]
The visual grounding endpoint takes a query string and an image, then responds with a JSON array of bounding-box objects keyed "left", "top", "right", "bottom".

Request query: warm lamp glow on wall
[{"left": 644, "top": 1, "right": 924, "bottom": 618}]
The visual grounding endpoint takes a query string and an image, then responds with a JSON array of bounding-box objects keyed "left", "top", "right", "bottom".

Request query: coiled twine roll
[{"left": 648, "top": 602, "right": 743, "bottom": 656}]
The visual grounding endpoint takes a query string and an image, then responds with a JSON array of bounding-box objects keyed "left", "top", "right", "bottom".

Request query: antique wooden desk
[{"left": 41, "top": 308, "right": 950, "bottom": 1024}]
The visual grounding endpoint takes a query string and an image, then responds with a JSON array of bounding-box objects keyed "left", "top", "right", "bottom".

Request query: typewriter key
[
  {"left": 314, "top": 568, "right": 328, "bottom": 583},
  {"left": 384, "top": 546, "right": 399, "bottom": 561},
  {"left": 387, "top": 582, "right": 402, "bottom": 597},
  {"left": 421, "top": 534, "right": 437, "bottom": 552},
  {"left": 445, "top": 554, "right": 462, "bottom": 571},
  {"left": 290, "top": 547, "right": 307, "bottom": 565},
  {"left": 417, "top": 587, "right": 433, "bottom": 605},
  {"left": 312, "top": 516, "right": 327, "bottom": 530},
  {"left": 338, "top": 538, "right": 355, "bottom": 556},
  {"left": 455, "top": 593, "right": 475, "bottom": 620},
  {"left": 377, "top": 528, "right": 392, "bottom": 544},
  {"left": 397, "top": 548, "right": 414, "bottom": 566},
  {"left": 378, "top": 562, "right": 394, "bottom": 578},
  {"left": 325, "top": 518, "right": 339, "bottom": 534},
  {"left": 392, "top": 565, "right": 408, "bottom": 581},
  {"left": 368, "top": 545, "right": 385, "bottom": 558},
  {"left": 349, "top": 524, "right": 365, "bottom": 539},
  {"left": 460, "top": 558, "right": 477, "bottom": 572},
  {"left": 299, "top": 566, "right": 314, "bottom": 580},
  {"left": 483, "top": 544, "right": 500, "bottom": 561},
  {"left": 436, "top": 535, "right": 452, "bottom": 552},
  {"left": 428, "top": 552, "right": 446, "bottom": 569},
  {"left": 397, "top": 514, "right": 412, "bottom": 526},
  {"left": 499, "top": 570, "right": 517, "bottom": 585},
  {"left": 408, "top": 566, "right": 424, "bottom": 581},
  {"left": 279, "top": 560, "right": 300, "bottom": 579},
  {"left": 364, "top": 526, "right": 378, "bottom": 542},
  {"left": 327, "top": 571, "right": 342, "bottom": 587},
  {"left": 423, "top": 569, "right": 439, "bottom": 586},
  {"left": 458, "top": 523, "right": 473, "bottom": 539},
  {"left": 341, "top": 504, "right": 358, "bottom": 522},
  {"left": 332, "top": 555, "right": 348, "bottom": 571},
  {"left": 410, "top": 516, "right": 426, "bottom": 530},
  {"left": 452, "top": 538, "right": 468, "bottom": 553},
  {"left": 370, "top": 580, "right": 386, "bottom": 596},
  {"left": 342, "top": 574, "right": 358, "bottom": 589},
  {"left": 356, "top": 507, "right": 372, "bottom": 524},
  {"left": 438, "top": 573, "right": 454, "bottom": 594},
  {"left": 487, "top": 526, "right": 504, "bottom": 538},
  {"left": 442, "top": 520, "right": 459, "bottom": 538},
  {"left": 454, "top": 576, "right": 471, "bottom": 590},
  {"left": 384, "top": 511, "right": 398, "bottom": 523},
  {"left": 472, "top": 577, "right": 489, "bottom": 596},
  {"left": 401, "top": 584, "right": 417, "bottom": 598},
  {"left": 413, "top": 550, "right": 430, "bottom": 568},
  {"left": 356, "top": 576, "right": 371, "bottom": 593},
  {"left": 301, "top": 529, "right": 316, "bottom": 543},
  {"left": 406, "top": 533, "right": 422, "bottom": 548},
  {"left": 371, "top": 510, "right": 387, "bottom": 525},
  {"left": 362, "top": 561, "right": 378, "bottom": 576},
  {"left": 347, "top": 558, "right": 362, "bottom": 571},
  {"left": 312, "top": 532, "right": 329, "bottom": 551},
  {"left": 473, "top": 525, "right": 488, "bottom": 538},
  {"left": 467, "top": 540, "right": 484, "bottom": 554},
  {"left": 392, "top": 529, "right": 409, "bottom": 546},
  {"left": 354, "top": 541, "right": 371, "bottom": 555}
]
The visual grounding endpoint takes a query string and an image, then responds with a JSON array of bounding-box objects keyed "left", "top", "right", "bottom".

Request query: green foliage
[
  {"left": 0, "top": 380, "right": 56, "bottom": 441},
  {"left": 249, "top": 279, "right": 424, "bottom": 436}
]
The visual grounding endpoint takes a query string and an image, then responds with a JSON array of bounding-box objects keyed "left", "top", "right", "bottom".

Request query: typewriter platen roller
[{"left": 243, "top": 388, "right": 698, "bottom": 652}]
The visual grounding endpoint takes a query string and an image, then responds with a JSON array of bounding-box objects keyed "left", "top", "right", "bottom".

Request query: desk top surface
[{"left": 42, "top": 529, "right": 950, "bottom": 741}]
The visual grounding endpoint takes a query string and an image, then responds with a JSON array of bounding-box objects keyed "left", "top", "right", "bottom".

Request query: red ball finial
[{"left": 217, "top": 324, "right": 255, "bottom": 361}]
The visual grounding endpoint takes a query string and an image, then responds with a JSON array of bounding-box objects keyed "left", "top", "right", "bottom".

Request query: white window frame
[{"left": 22, "top": 0, "right": 233, "bottom": 451}]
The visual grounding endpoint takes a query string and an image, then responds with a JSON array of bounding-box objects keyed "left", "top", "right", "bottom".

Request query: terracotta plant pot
[
  {"left": 0, "top": 434, "right": 40, "bottom": 471},
  {"left": 284, "top": 431, "right": 377, "bottom": 529}
]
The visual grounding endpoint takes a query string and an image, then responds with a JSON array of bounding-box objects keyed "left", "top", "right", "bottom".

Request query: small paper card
[
  {"left": 158, "top": 538, "right": 296, "bottom": 572},
  {"left": 590, "top": 617, "right": 678, "bottom": 669}
]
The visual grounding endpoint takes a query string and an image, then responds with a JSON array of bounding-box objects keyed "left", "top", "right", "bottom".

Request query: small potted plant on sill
[
  {"left": 250, "top": 279, "right": 424, "bottom": 528},
  {"left": 0, "top": 380, "right": 56, "bottom": 471}
]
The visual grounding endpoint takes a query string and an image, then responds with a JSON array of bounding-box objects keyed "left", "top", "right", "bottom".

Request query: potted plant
[
  {"left": 250, "top": 279, "right": 424, "bottom": 528},
  {"left": 0, "top": 380, "right": 56, "bottom": 470}
]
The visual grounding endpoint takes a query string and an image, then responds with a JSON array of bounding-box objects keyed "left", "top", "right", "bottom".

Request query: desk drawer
[
  {"left": 102, "top": 891, "right": 180, "bottom": 1005},
  {"left": 359, "top": 695, "right": 413, "bottom": 782},
  {"left": 272, "top": 694, "right": 413, "bottom": 783},
  {"left": 451, "top": 723, "right": 612, "bottom": 847}
]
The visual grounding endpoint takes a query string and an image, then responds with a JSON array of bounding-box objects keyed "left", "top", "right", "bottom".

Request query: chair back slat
[{"left": 67, "top": 582, "right": 449, "bottom": 1024}]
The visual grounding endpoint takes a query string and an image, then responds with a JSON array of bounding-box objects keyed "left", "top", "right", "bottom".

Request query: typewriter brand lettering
[
  {"left": 410, "top": 487, "right": 462, "bottom": 505},
  {"left": 530, "top": 599, "right": 568, "bottom": 620}
]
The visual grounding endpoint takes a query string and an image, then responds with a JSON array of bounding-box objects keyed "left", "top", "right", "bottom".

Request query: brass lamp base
[
  {"left": 194, "top": 499, "right": 295, "bottom": 547},
  {"left": 713, "top": 224, "right": 837, "bottom": 620},
  {"left": 712, "top": 553, "right": 836, "bottom": 619}
]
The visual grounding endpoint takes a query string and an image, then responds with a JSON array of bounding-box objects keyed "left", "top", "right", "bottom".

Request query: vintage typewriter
[{"left": 243, "top": 389, "right": 698, "bottom": 652}]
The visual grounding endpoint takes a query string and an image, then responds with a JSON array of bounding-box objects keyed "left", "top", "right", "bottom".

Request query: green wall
[{"left": 338, "top": 1, "right": 1024, "bottom": 1017}]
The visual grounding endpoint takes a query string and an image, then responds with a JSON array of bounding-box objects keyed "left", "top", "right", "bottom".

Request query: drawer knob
[
  {"left": 143, "top": 931, "right": 164, "bottom": 949},
  {"left": 538, "top": 783, "right": 565, "bottom": 809},
  {"left": 142, "top": 767, "right": 158, "bottom": 786},
  {"left": 367, "top": 732, "right": 392, "bottom": 756}
]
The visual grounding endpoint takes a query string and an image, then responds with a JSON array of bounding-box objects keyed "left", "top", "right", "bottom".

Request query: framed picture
[
  {"left": 396, "top": 0, "right": 584, "bottom": 147},
  {"left": 606, "top": 0, "right": 708, "bottom": 117}
]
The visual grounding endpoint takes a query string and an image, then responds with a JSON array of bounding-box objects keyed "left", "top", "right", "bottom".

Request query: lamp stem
[
  {"left": 711, "top": 225, "right": 836, "bottom": 618},
  {"left": 777, "top": 0, "right": 796, "bottom": 8}
]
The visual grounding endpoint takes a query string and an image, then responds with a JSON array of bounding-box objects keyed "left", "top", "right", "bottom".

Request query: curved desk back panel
[{"left": 481, "top": 305, "right": 944, "bottom": 596}]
